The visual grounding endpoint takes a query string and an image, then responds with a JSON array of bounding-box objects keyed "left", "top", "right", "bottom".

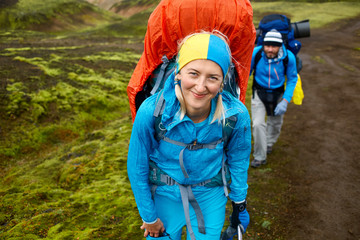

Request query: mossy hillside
[
  {"left": 1, "top": 43, "right": 140, "bottom": 158},
  {"left": 0, "top": 0, "right": 115, "bottom": 31},
  {"left": 111, "top": 0, "right": 159, "bottom": 12},
  {"left": 0, "top": 9, "right": 146, "bottom": 234},
  {"left": 252, "top": 2, "right": 360, "bottom": 29},
  {"left": 86, "top": 6, "right": 156, "bottom": 38},
  {"left": 1, "top": 117, "right": 141, "bottom": 239}
]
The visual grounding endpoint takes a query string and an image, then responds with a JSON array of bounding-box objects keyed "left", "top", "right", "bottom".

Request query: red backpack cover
[{"left": 127, "top": 0, "right": 256, "bottom": 121}]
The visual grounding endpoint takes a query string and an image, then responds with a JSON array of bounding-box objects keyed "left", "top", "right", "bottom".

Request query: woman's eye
[{"left": 209, "top": 76, "right": 220, "bottom": 81}]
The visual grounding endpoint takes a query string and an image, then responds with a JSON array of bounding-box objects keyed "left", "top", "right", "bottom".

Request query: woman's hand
[{"left": 140, "top": 218, "right": 165, "bottom": 237}]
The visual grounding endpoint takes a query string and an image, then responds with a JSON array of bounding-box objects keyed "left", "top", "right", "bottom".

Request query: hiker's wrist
[
  {"left": 142, "top": 218, "right": 158, "bottom": 224},
  {"left": 232, "top": 200, "right": 247, "bottom": 212},
  {"left": 230, "top": 200, "right": 248, "bottom": 228}
]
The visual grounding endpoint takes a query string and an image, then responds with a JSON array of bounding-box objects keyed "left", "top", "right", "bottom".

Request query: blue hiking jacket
[
  {"left": 127, "top": 73, "right": 251, "bottom": 223},
  {"left": 250, "top": 45, "right": 298, "bottom": 102}
]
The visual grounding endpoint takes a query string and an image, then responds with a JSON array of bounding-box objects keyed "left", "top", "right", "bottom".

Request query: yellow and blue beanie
[{"left": 176, "top": 33, "right": 231, "bottom": 79}]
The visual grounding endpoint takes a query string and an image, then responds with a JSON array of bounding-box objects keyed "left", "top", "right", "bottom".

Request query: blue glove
[
  {"left": 230, "top": 201, "right": 250, "bottom": 232},
  {"left": 238, "top": 209, "right": 250, "bottom": 232},
  {"left": 222, "top": 201, "right": 250, "bottom": 240},
  {"left": 274, "top": 99, "right": 288, "bottom": 115},
  {"left": 222, "top": 208, "right": 250, "bottom": 240}
]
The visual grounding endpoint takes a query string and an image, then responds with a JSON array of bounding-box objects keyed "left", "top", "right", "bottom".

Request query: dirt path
[{"left": 282, "top": 17, "right": 360, "bottom": 239}]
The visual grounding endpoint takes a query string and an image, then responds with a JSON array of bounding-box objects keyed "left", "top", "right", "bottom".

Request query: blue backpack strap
[
  {"left": 150, "top": 55, "right": 170, "bottom": 95},
  {"left": 283, "top": 54, "right": 289, "bottom": 75}
]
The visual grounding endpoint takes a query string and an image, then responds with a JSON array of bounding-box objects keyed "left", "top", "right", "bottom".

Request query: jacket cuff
[{"left": 142, "top": 218, "right": 158, "bottom": 224}]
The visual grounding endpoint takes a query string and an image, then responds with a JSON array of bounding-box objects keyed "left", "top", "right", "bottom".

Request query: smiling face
[
  {"left": 264, "top": 45, "right": 280, "bottom": 59},
  {"left": 176, "top": 59, "right": 223, "bottom": 121}
]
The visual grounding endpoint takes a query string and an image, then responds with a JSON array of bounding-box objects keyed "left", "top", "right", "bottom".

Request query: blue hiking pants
[{"left": 149, "top": 186, "right": 227, "bottom": 240}]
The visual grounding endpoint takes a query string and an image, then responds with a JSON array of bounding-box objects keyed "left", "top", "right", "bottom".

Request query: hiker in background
[
  {"left": 250, "top": 29, "right": 298, "bottom": 168},
  {"left": 127, "top": 32, "right": 251, "bottom": 240}
]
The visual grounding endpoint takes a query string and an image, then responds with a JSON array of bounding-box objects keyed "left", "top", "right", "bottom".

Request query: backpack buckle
[
  {"left": 187, "top": 140, "right": 204, "bottom": 151},
  {"left": 160, "top": 175, "right": 176, "bottom": 186}
]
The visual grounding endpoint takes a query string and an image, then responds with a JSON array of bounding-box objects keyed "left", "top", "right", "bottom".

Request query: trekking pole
[
  {"left": 237, "top": 224, "right": 243, "bottom": 240},
  {"left": 220, "top": 224, "right": 243, "bottom": 240}
]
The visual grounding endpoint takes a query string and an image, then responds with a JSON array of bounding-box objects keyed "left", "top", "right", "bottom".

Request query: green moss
[
  {"left": 5, "top": 47, "right": 32, "bottom": 53},
  {"left": 67, "top": 71, "right": 129, "bottom": 93},
  {"left": 339, "top": 63, "right": 356, "bottom": 72},
  {"left": 0, "top": 115, "right": 134, "bottom": 238},
  {"left": 14, "top": 56, "right": 62, "bottom": 76},
  {"left": 262, "top": 220, "right": 272, "bottom": 230},
  {"left": 81, "top": 51, "right": 141, "bottom": 63},
  {"left": 3, "top": 46, "right": 89, "bottom": 57},
  {"left": 95, "top": 8, "right": 154, "bottom": 37},
  {"left": 312, "top": 55, "right": 326, "bottom": 64},
  {"left": 113, "top": 0, "right": 159, "bottom": 9},
  {"left": 5, "top": 82, "right": 30, "bottom": 116}
]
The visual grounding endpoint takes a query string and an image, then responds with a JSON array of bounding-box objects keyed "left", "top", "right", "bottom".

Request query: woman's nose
[{"left": 195, "top": 77, "right": 207, "bottom": 92}]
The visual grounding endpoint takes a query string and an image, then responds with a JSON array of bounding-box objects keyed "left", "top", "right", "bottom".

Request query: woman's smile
[{"left": 192, "top": 91, "right": 207, "bottom": 98}]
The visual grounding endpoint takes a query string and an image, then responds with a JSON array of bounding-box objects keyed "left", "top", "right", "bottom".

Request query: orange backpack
[{"left": 127, "top": 0, "right": 256, "bottom": 121}]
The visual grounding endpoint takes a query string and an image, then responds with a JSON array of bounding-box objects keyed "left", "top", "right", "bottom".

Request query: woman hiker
[{"left": 127, "top": 32, "right": 251, "bottom": 240}]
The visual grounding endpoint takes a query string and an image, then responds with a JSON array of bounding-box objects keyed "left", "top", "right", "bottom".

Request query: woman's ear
[
  {"left": 175, "top": 73, "right": 181, "bottom": 81},
  {"left": 220, "top": 82, "right": 224, "bottom": 92}
]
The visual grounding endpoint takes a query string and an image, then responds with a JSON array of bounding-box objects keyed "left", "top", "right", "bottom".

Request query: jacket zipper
[{"left": 268, "top": 63, "right": 271, "bottom": 88}]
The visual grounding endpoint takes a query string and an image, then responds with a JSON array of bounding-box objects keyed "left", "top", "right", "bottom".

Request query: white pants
[{"left": 251, "top": 91, "right": 284, "bottom": 161}]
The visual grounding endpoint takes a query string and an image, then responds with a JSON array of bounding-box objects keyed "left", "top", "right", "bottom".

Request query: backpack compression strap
[
  {"left": 150, "top": 55, "right": 171, "bottom": 95},
  {"left": 252, "top": 48, "right": 263, "bottom": 98}
]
